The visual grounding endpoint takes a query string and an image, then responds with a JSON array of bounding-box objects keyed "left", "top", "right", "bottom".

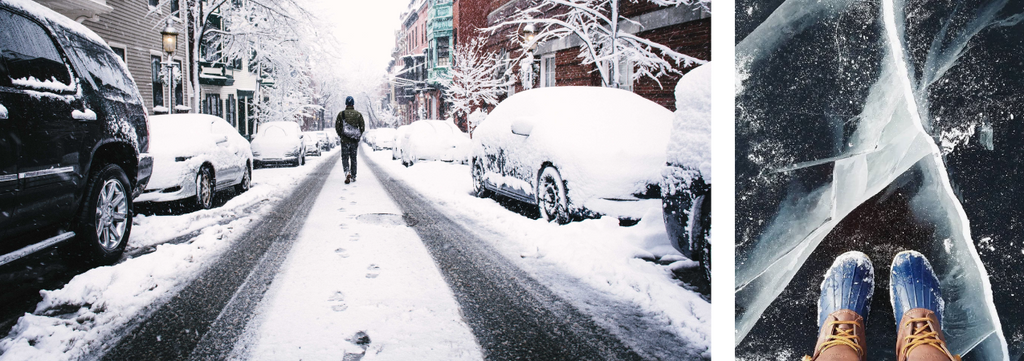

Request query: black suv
[{"left": 0, "top": 1, "right": 152, "bottom": 264}]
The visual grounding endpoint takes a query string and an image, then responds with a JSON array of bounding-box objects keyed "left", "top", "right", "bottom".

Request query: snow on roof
[
  {"left": 668, "top": 63, "right": 711, "bottom": 182},
  {"left": 3, "top": 0, "right": 109, "bottom": 46}
]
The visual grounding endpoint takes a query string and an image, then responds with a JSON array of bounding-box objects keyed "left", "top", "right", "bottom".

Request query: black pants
[{"left": 342, "top": 142, "right": 358, "bottom": 177}]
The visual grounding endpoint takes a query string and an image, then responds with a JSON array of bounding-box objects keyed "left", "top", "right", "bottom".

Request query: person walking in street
[
  {"left": 804, "top": 250, "right": 960, "bottom": 361},
  {"left": 336, "top": 96, "right": 365, "bottom": 184}
]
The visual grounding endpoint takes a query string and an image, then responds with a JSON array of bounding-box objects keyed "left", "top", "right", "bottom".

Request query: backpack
[{"left": 339, "top": 111, "right": 362, "bottom": 140}]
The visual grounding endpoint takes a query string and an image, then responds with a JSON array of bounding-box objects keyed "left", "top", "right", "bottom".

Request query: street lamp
[
  {"left": 161, "top": 22, "right": 178, "bottom": 55},
  {"left": 160, "top": 21, "right": 178, "bottom": 113},
  {"left": 522, "top": 23, "right": 536, "bottom": 50}
]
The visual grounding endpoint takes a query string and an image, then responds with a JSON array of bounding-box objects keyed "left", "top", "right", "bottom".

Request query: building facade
[
  {"left": 195, "top": 0, "right": 263, "bottom": 138},
  {"left": 39, "top": 0, "right": 193, "bottom": 115}
]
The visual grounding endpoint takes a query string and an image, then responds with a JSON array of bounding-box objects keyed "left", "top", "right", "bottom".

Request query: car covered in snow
[
  {"left": 302, "top": 131, "right": 323, "bottom": 156},
  {"left": 0, "top": 0, "right": 152, "bottom": 265},
  {"left": 135, "top": 114, "right": 252, "bottom": 210},
  {"left": 661, "top": 64, "right": 712, "bottom": 288},
  {"left": 315, "top": 131, "right": 332, "bottom": 151},
  {"left": 251, "top": 121, "right": 306, "bottom": 167},
  {"left": 391, "top": 124, "right": 411, "bottom": 160},
  {"left": 399, "top": 120, "right": 471, "bottom": 166},
  {"left": 364, "top": 128, "right": 397, "bottom": 151},
  {"left": 471, "top": 86, "right": 671, "bottom": 224}
]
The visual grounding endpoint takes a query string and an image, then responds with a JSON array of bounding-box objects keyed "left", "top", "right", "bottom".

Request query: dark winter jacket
[{"left": 336, "top": 106, "right": 365, "bottom": 144}]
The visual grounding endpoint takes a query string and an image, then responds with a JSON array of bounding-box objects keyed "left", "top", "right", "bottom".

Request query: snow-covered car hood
[{"left": 474, "top": 86, "right": 672, "bottom": 203}]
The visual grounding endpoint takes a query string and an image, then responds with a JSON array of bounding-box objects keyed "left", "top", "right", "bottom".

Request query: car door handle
[
  {"left": 0, "top": 103, "right": 7, "bottom": 120},
  {"left": 72, "top": 108, "right": 97, "bottom": 121}
]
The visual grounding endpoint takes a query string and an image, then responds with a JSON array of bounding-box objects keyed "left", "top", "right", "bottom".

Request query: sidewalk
[{"left": 231, "top": 153, "right": 482, "bottom": 360}]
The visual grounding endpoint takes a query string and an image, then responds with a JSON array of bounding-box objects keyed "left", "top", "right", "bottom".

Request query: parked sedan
[
  {"left": 302, "top": 131, "right": 322, "bottom": 156},
  {"left": 135, "top": 114, "right": 253, "bottom": 210},
  {"left": 365, "top": 128, "right": 397, "bottom": 151},
  {"left": 251, "top": 121, "right": 306, "bottom": 167},
  {"left": 400, "top": 120, "right": 471, "bottom": 166},
  {"left": 472, "top": 86, "right": 672, "bottom": 224},
  {"left": 662, "top": 64, "right": 711, "bottom": 288},
  {"left": 391, "top": 125, "right": 411, "bottom": 160},
  {"left": 315, "top": 131, "right": 332, "bottom": 151}
]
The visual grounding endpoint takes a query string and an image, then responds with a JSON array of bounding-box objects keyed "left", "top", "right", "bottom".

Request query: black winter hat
[{"left": 345, "top": 96, "right": 355, "bottom": 107}]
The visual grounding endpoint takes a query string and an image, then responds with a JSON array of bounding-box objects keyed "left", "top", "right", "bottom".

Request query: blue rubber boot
[
  {"left": 818, "top": 251, "right": 875, "bottom": 327},
  {"left": 805, "top": 251, "right": 874, "bottom": 361},
  {"left": 890, "top": 251, "right": 958, "bottom": 361}
]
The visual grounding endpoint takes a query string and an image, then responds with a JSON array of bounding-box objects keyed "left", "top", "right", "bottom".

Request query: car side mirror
[{"left": 510, "top": 118, "right": 535, "bottom": 136}]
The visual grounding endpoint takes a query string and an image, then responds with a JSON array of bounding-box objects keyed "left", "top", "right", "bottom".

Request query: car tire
[
  {"left": 690, "top": 192, "right": 711, "bottom": 289},
  {"left": 472, "top": 158, "right": 491, "bottom": 198},
  {"left": 194, "top": 166, "right": 214, "bottom": 210},
  {"left": 235, "top": 163, "right": 251, "bottom": 193},
  {"left": 74, "top": 163, "right": 132, "bottom": 265},
  {"left": 537, "top": 166, "right": 570, "bottom": 224}
]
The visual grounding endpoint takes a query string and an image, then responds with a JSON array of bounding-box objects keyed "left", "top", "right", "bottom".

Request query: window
[
  {"left": 0, "top": 9, "right": 73, "bottom": 88},
  {"left": 62, "top": 33, "right": 138, "bottom": 101},
  {"left": 152, "top": 56, "right": 164, "bottom": 108},
  {"left": 204, "top": 94, "right": 222, "bottom": 117},
  {"left": 110, "top": 47, "right": 126, "bottom": 65},
  {"left": 173, "top": 60, "right": 183, "bottom": 106},
  {"left": 149, "top": 0, "right": 158, "bottom": 7},
  {"left": 617, "top": 58, "right": 633, "bottom": 91},
  {"left": 171, "top": 0, "right": 179, "bottom": 15},
  {"left": 540, "top": 55, "right": 555, "bottom": 88},
  {"left": 226, "top": 94, "right": 236, "bottom": 126}
]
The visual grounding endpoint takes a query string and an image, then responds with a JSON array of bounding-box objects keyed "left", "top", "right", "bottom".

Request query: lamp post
[
  {"left": 161, "top": 21, "right": 178, "bottom": 113},
  {"left": 521, "top": 24, "right": 537, "bottom": 90}
]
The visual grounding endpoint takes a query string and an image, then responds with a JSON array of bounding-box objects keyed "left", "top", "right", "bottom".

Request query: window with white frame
[
  {"left": 540, "top": 54, "right": 555, "bottom": 87},
  {"left": 617, "top": 58, "right": 633, "bottom": 91}
]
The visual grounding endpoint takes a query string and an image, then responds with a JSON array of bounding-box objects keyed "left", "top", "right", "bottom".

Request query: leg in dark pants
[{"left": 342, "top": 142, "right": 358, "bottom": 182}]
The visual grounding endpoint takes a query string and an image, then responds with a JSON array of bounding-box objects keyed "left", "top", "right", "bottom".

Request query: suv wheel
[
  {"left": 75, "top": 164, "right": 132, "bottom": 264},
  {"left": 472, "top": 158, "right": 491, "bottom": 198},
  {"left": 195, "top": 167, "right": 214, "bottom": 210},
  {"left": 537, "top": 166, "right": 570, "bottom": 224},
  {"left": 690, "top": 192, "right": 711, "bottom": 290}
]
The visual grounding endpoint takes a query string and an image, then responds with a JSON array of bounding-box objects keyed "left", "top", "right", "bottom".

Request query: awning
[{"left": 199, "top": 73, "right": 234, "bottom": 86}]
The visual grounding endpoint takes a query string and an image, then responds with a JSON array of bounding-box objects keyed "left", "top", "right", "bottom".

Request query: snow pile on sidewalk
[{"left": 0, "top": 152, "right": 336, "bottom": 360}]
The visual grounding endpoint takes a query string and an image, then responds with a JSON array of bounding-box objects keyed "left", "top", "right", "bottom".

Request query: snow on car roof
[
  {"left": 3, "top": 0, "right": 109, "bottom": 46},
  {"left": 668, "top": 63, "right": 711, "bottom": 182}
]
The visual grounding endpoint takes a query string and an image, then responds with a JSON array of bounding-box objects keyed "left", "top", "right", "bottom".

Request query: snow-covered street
[{"left": 0, "top": 144, "right": 708, "bottom": 360}]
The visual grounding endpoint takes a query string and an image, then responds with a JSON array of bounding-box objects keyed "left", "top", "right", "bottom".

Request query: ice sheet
[{"left": 735, "top": 0, "right": 1009, "bottom": 358}]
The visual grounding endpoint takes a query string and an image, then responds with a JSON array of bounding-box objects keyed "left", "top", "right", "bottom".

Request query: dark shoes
[
  {"left": 806, "top": 251, "right": 958, "bottom": 361},
  {"left": 345, "top": 173, "right": 352, "bottom": 184}
]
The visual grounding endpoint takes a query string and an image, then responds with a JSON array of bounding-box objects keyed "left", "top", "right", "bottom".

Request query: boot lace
[
  {"left": 802, "top": 320, "right": 863, "bottom": 361},
  {"left": 900, "top": 318, "right": 961, "bottom": 361}
]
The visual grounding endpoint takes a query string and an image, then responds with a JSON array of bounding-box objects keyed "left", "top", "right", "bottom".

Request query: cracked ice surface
[{"left": 736, "top": 0, "right": 1012, "bottom": 358}]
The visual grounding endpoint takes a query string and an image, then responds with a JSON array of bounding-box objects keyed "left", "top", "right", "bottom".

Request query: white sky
[{"left": 305, "top": 0, "right": 411, "bottom": 75}]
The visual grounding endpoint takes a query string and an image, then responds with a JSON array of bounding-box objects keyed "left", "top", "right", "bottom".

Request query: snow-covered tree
[
  {"left": 485, "top": 0, "right": 710, "bottom": 88},
  {"left": 444, "top": 38, "right": 514, "bottom": 123},
  {"left": 147, "top": 0, "right": 317, "bottom": 110}
]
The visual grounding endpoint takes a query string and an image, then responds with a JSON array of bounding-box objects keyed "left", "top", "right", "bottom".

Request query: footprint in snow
[
  {"left": 339, "top": 223, "right": 348, "bottom": 230},
  {"left": 338, "top": 207, "right": 346, "bottom": 212},
  {"left": 350, "top": 233, "right": 359, "bottom": 242},
  {"left": 366, "top": 264, "right": 380, "bottom": 279},
  {"left": 335, "top": 248, "right": 349, "bottom": 258},
  {"left": 329, "top": 291, "right": 348, "bottom": 312}
]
